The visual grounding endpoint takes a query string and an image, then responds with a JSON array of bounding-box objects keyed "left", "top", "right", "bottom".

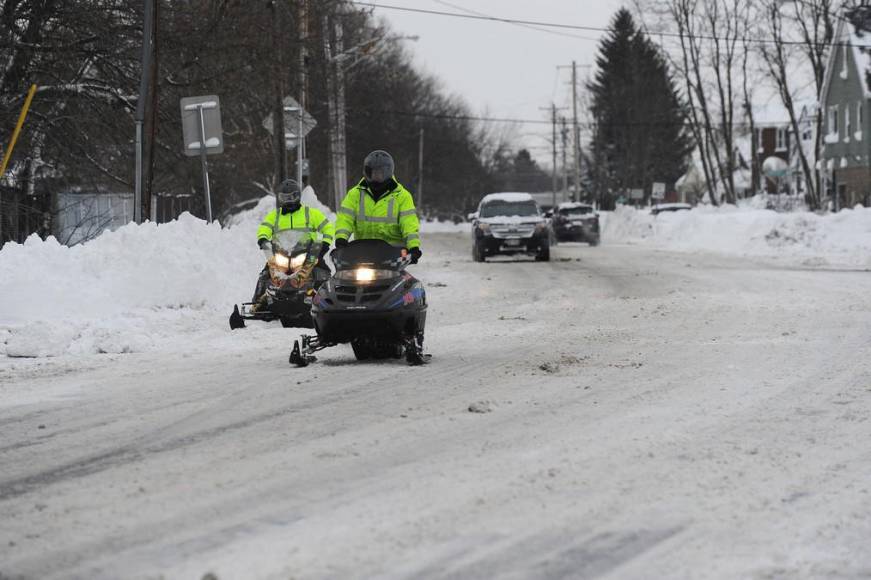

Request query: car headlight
[
  {"left": 336, "top": 268, "right": 396, "bottom": 282},
  {"left": 273, "top": 253, "right": 290, "bottom": 269},
  {"left": 478, "top": 222, "right": 491, "bottom": 234},
  {"left": 534, "top": 222, "right": 548, "bottom": 233}
]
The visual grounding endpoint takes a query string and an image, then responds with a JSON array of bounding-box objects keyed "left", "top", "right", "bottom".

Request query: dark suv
[
  {"left": 551, "top": 202, "right": 600, "bottom": 245},
  {"left": 470, "top": 193, "right": 553, "bottom": 262}
]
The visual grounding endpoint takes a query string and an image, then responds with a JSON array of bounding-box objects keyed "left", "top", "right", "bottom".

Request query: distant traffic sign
[
  {"left": 630, "top": 188, "right": 644, "bottom": 200},
  {"left": 651, "top": 182, "right": 666, "bottom": 200},
  {"left": 263, "top": 96, "right": 317, "bottom": 149}
]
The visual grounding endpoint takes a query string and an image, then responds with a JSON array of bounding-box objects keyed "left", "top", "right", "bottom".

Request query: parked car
[
  {"left": 470, "top": 193, "right": 553, "bottom": 262},
  {"left": 651, "top": 203, "right": 692, "bottom": 215},
  {"left": 551, "top": 202, "right": 600, "bottom": 245}
]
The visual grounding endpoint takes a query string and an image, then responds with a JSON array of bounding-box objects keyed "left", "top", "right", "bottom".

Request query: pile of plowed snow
[
  {"left": 0, "top": 191, "right": 463, "bottom": 357},
  {"left": 602, "top": 204, "right": 871, "bottom": 269}
]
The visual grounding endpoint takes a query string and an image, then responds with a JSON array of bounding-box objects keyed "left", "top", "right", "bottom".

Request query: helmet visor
[{"left": 277, "top": 188, "right": 301, "bottom": 207}]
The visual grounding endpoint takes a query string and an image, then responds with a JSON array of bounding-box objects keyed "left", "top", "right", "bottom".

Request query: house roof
[
  {"left": 752, "top": 102, "right": 791, "bottom": 127},
  {"left": 822, "top": 14, "right": 871, "bottom": 105}
]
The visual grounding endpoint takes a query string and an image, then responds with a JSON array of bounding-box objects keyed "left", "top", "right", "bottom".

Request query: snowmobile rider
[
  {"left": 253, "top": 178, "right": 335, "bottom": 301},
  {"left": 334, "top": 150, "right": 422, "bottom": 263}
]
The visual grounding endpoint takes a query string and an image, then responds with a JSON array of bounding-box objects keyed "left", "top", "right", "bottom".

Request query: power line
[
  {"left": 350, "top": 1, "right": 870, "bottom": 48},
  {"left": 353, "top": 106, "right": 763, "bottom": 129},
  {"left": 430, "top": 0, "right": 601, "bottom": 42}
]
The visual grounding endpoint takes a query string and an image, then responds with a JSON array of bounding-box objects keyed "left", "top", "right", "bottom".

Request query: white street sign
[{"left": 180, "top": 95, "right": 223, "bottom": 157}]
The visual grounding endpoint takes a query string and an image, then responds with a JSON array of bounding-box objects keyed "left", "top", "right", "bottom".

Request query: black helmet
[
  {"left": 277, "top": 178, "right": 302, "bottom": 211},
  {"left": 363, "top": 150, "right": 394, "bottom": 187}
]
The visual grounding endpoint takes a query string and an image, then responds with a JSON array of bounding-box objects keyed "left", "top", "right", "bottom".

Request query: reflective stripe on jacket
[
  {"left": 256, "top": 205, "right": 335, "bottom": 250},
  {"left": 334, "top": 178, "right": 421, "bottom": 249}
]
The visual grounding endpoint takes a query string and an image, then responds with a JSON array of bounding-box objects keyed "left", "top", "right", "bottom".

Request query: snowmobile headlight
[
  {"left": 290, "top": 253, "right": 307, "bottom": 271},
  {"left": 273, "top": 253, "right": 290, "bottom": 269},
  {"left": 356, "top": 268, "right": 376, "bottom": 282},
  {"left": 336, "top": 268, "right": 396, "bottom": 282}
]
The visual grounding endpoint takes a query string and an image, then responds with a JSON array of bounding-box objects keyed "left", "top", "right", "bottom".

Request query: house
[
  {"left": 819, "top": 14, "right": 871, "bottom": 209},
  {"left": 53, "top": 191, "right": 133, "bottom": 246},
  {"left": 751, "top": 103, "right": 792, "bottom": 194}
]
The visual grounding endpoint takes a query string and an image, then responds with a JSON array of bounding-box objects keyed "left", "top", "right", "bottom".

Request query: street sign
[
  {"left": 180, "top": 95, "right": 223, "bottom": 157},
  {"left": 651, "top": 182, "right": 666, "bottom": 200},
  {"left": 263, "top": 96, "right": 316, "bottom": 149},
  {"left": 180, "top": 95, "right": 224, "bottom": 223},
  {"left": 630, "top": 188, "right": 644, "bottom": 200}
]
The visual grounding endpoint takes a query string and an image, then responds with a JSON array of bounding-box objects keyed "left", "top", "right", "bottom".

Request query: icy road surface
[{"left": 2, "top": 233, "right": 870, "bottom": 579}]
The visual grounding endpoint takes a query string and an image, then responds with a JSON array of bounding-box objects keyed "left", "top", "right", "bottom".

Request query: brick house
[
  {"left": 751, "top": 104, "right": 791, "bottom": 194},
  {"left": 820, "top": 15, "right": 871, "bottom": 209}
]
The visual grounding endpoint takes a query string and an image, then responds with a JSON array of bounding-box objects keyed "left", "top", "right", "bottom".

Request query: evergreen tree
[{"left": 587, "top": 9, "right": 692, "bottom": 209}]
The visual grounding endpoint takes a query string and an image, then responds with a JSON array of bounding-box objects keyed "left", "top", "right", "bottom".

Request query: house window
[
  {"left": 845, "top": 106, "right": 852, "bottom": 139},
  {"left": 829, "top": 105, "right": 839, "bottom": 137},
  {"left": 842, "top": 44, "right": 849, "bottom": 79},
  {"left": 776, "top": 127, "right": 788, "bottom": 151}
]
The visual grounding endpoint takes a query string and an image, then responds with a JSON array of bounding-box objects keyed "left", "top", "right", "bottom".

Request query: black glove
[
  {"left": 409, "top": 247, "right": 422, "bottom": 264},
  {"left": 258, "top": 238, "right": 271, "bottom": 250},
  {"left": 319, "top": 242, "right": 330, "bottom": 259},
  {"left": 334, "top": 238, "right": 349, "bottom": 249}
]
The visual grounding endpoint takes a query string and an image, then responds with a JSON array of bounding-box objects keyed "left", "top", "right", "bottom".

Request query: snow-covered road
[{"left": 2, "top": 233, "right": 870, "bottom": 579}]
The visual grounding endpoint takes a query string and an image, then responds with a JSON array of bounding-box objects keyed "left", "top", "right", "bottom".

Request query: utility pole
[
  {"left": 539, "top": 103, "right": 562, "bottom": 208},
  {"left": 321, "top": 7, "right": 348, "bottom": 211},
  {"left": 551, "top": 104, "right": 557, "bottom": 208},
  {"left": 144, "top": 0, "right": 159, "bottom": 222},
  {"left": 572, "top": 60, "right": 580, "bottom": 201},
  {"left": 560, "top": 117, "right": 569, "bottom": 195},
  {"left": 134, "top": 0, "right": 155, "bottom": 224},
  {"left": 417, "top": 126, "right": 424, "bottom": 208},
  {"left": 271, "top": 1, "right": 287, "bottom": 185},
  {"left": 297, "top": 0, "right": 308, "bottom": 188},
  {"left": 334, "top": 16, "right": 347, "bottom": 210}
]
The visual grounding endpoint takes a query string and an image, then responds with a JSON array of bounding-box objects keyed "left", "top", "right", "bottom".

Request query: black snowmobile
[
  {"left": 289, "top": 239, "right": 429, "bottom": 366},
  {"left": 229, "top": 242, "right": 328, "bottom": 330}
]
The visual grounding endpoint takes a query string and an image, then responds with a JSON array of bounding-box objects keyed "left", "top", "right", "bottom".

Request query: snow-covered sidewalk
[{"left": 602, "top": 204, "right": 871, "bottom": 269}]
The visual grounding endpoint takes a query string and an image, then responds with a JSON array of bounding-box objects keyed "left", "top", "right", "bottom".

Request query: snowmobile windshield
[
  {"left": 559, "top": 206, "right": 594, "bottom": 216},
  {"left": 332, "top": 239, "right": 405, "bottom": 272},
  {"left": 273, "top": 230, "right": 316, "bottom": 260},
  {"left": 479, "top": 201, "right": 539, "bottom": 218}
]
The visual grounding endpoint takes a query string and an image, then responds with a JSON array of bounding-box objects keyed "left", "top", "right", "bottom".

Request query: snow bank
[
  {"left": 0, "top": 213, "right": 261, "bottom": 358},
  {"left": 602, "top": 204, "right": 871, "bottom": 268}
]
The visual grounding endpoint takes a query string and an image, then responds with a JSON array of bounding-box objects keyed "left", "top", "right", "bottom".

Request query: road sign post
[{"left": 181, "top": 95, "right": 223, "bottom": 223}]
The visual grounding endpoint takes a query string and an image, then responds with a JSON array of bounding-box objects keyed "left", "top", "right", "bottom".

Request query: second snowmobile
[{"left": 230, "top": 242, "right": 328, "bottom": 330}]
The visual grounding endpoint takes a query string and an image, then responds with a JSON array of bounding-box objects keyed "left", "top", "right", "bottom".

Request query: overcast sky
[{"left": 366, "top": 0, "right": 627, "bottom": 161}]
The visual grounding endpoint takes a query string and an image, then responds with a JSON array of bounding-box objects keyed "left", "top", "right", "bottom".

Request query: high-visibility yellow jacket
[
  {"left": 256, "top": 205, "right": 334, "bottom": 252},
  {"left": 335, "top": 178, "right": 421, "bottom": 249}
]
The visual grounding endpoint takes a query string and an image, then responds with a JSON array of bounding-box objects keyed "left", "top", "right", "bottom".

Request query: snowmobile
[
  {"left": 229, "top": 241, "right": 328, "bottom": 330},
  {"left": 288, "top": 239, "right": 429, "bottom": 366}
]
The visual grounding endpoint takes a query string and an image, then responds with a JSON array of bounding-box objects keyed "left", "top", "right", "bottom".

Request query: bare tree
[
  {"left": 636, "top": 0, "right": 762, "bottom": 205},
  {"left": 759, "top": 0, "right": 836, "bottom": 210}
]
